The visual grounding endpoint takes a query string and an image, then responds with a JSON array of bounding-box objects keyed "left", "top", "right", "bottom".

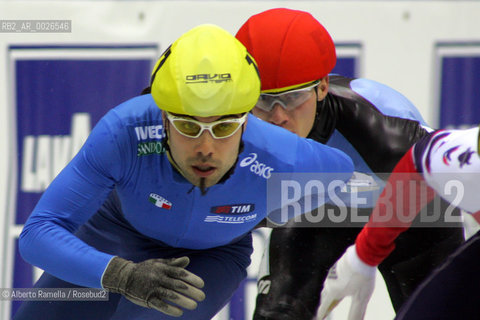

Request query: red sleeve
[
  {"left": 472, "top": 211, "right": 480, "bottom": 224},
  {"left": 355, "top": 147, "right": 436, "bottom": 266}
]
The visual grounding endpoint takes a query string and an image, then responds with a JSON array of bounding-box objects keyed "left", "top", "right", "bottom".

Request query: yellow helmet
[{"left": 151, "top": 24, "right": 261, "bottom": 117}]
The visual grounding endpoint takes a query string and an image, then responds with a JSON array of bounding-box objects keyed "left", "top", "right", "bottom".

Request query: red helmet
[{"left": 236, "top": 8, "right": 336, "bottom": 93}]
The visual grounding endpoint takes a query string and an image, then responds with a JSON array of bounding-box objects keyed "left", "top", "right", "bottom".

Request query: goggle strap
[{"left": 261, "top": 79, "right": 320, "bottom": 95}]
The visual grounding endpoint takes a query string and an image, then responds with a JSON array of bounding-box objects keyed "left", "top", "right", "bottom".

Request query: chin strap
[
  {"left": 214, "top": 127, "right": 245, "bottom": 185},
  {"left": 162, "top": 123, "right": 183, "bottom": 175}
]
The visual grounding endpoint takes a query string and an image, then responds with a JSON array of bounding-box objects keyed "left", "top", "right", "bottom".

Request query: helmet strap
[
  {"left": 162, "top": 121, "right": 184, "bottom": 176},
  {"left": 140, "top": 86, "right": 151, "bottom": 95}
]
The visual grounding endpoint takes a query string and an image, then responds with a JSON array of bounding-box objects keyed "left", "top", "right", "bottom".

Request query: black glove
[{"left": 102, "top": 256, "right": 205, "bottom": 317}]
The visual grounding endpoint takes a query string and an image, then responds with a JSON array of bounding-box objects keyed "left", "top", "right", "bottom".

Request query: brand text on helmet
[{"left": 186, "top": 73, "right": 232, "bottom": 84}]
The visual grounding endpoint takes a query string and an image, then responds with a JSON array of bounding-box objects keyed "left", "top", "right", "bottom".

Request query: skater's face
[{"left": 164, "top": 112, "right": 247, "bottom": 188}]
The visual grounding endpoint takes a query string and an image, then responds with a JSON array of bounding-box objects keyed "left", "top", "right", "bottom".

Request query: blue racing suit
[{"left": 15, "top": 93, "right": 353, "bottom": 320}]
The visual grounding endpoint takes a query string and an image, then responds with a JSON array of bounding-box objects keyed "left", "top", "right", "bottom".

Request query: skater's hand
[
  {"left": 317, "top": 245, "right": 376, "bottom": 320},
  {"left": 102, "top": 256, "right": 205, "bottom": 317}
]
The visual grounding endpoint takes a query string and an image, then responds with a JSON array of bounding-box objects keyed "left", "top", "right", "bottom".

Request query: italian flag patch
[{"left": 149, "top": 193, "right": 172, "bottom": 209}]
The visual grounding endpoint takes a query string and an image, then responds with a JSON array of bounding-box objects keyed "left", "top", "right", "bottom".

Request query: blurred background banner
[
  {"left": 4, "top": 45, "right": 157, "bottom": 318},
  {"left": 0, "top": 1, "right": 479, "bottom": 319},
  {"left": 435, "top": 43, "right": 480, "bottom": 128}
]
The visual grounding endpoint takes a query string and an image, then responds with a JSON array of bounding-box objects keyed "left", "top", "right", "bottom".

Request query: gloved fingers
[
  {"left": 317, "top": 291, "right": 341, "bottom": 320},
  {"left": 146, "top": 262, "right": 206, "bottom": 300},
  {"left": 164, "top": 264, "right": 205, "bottom": 289},
  {"left": 147, "top": 295, "right": 184, "bottom": 317},
  {"left": 125, "top": 285, "right": 203, "bottom": 315},
  {"left": 166, "top": 256, "right": 190, "bottom": 269},
  {"left": 152, "top": 273, "right": 205, "bottom": 302},
  {"left": 149, "top": 258, "right": 205, "bottom": 289},
  {"left": 172, "top": 278, "right": 206, "bottom": 302},
  {"left": 152, "top": 288, "right": 201, "bottom": 310},
  {"left": 347, "top": 293, "right": 370, "bottom": 320},
  {"left": 123, "top": 291, "right": 185, "bottom": 317}
]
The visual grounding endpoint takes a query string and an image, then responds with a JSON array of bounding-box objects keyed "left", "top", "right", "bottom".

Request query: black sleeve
[{"left": 324, "top": 76, "right": 429, "bottom": 173}]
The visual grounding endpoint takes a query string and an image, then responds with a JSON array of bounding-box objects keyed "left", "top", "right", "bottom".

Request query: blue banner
[
  {"left": 436, "top": 43, "right": 480, "bottom": 128},
  {"left": 9, "top": 45, "right": 157, "bottom": 317}
]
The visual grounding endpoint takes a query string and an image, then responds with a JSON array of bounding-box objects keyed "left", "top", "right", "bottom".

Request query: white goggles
[
  {"left": 255, "top": 82, "right": 318, "bottom": 112},
  {"left": 166, "top": 112, "right": 247, "bottom": 139}
]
